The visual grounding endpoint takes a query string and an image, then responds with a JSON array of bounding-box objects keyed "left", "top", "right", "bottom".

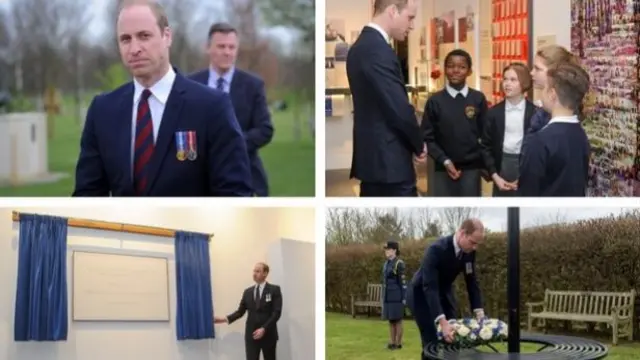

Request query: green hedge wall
[{"left": 326, "top": 214, "right": 640, "bottom": 322}]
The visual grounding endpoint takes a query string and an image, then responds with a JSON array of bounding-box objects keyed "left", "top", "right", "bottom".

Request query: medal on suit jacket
[
  {"left": 175, "top": 131, "right": 187, "bottom": 161},
  {"left": 266, "top": 293, "right": 271, "bottom": 302},
  {"left": 187, "top": 131, "right": 197, "bottom": 161}
]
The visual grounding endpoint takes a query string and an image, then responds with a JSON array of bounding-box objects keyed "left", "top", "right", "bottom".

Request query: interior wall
[
  {"left": 432, "top": 0, "right": 480, "bottom": 88},
  {"left": 532, "top": 0, "right": 571, "bottom": 51},
  {"left": 267, "top": 239, "right": 315, "bottom": 360},
  {"left": 0, "top": 206, "right": 315, "bottom": 360}
]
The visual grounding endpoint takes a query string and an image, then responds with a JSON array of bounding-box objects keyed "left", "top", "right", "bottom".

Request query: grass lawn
[
  {"left": 0, "top": 99, "right": 314, "bottom": 197},
  {"left": 326, "top": 312, "right": 640, "bottom": 359}
]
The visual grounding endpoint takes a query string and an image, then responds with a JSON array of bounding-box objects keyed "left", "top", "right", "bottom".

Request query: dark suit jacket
[
  {"left": 346, "top": 26, "right": 423, "bottom": 184},
  {"left": 73, "top": 72, "right": 253, "bottom": 196},
  {"left": 189, "top": 68, "right": 273, "bottom": 196},
  {"left": 480, "top": 99, "right": 535, "bottom": 175},
  {"left": 227, "top": 283, "right": 282, "bottom": 344},
  {"left": 410, "top": 235, "right": 482, "bottom": 322}
]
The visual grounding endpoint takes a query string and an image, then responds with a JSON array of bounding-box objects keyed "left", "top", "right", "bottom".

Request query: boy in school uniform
[
  {"left": 421, "top": 49, "right": 489, "bottom": 197},
  {"left": 518, "top": 62, "right": 590, "bottom": 196}
]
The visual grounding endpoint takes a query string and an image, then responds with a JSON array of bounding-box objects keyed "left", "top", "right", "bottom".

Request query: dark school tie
[{"left": 133, "top": 89, "right": 154, "bottom": 195}]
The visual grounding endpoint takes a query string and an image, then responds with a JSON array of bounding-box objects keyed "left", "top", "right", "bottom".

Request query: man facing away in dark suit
[
  {"left": 189, "top": 23, "right": 274, "bottom": 197},
  {"left": 73, "top": 0, "right": 253, "bottom": 196},
  {"left": 215, "top": 262, "right": 283, "bottom": 360},
  {"left": 406, "top": 219, "right": 486, "bottom": 358},
  {"left": 346, "top": 0, "right": 427, "bottom": 197}
]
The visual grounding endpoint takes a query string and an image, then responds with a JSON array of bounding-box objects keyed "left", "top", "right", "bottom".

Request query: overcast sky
[{"left": 326, "top": 207, "right": 634, "bottom": 232}]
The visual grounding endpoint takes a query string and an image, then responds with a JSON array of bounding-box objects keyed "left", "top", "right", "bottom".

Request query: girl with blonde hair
[
  {"left": 519, "top": 45, "right": 582, "bottom": 167},
  {"left": 529, "top": 45, "right": 581, "bottom": 129}
]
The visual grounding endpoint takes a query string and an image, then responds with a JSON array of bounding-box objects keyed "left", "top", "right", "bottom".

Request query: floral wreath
[{"left": 437, "top": 317, "right": 508, "bottom": 348}]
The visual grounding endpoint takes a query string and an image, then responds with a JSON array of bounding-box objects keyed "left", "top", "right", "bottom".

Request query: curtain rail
[{"left": 11, "top": 211, "right": 213, "bottom": 240}]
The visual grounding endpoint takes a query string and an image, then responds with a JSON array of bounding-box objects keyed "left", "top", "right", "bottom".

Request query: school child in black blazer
[
  {"left": 421, "top": 49, "right": 489, "bottom": 197},
  {"left": 518, "top": 63, "right": 591, "bottom": 196},
  {"left": 479, "top": 63, "right": 535, "bottom": 197}
]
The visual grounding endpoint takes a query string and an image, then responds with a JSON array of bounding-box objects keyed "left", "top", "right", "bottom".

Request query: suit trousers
[
  {"left": 246, "top": 339, "right": 276, "bottom": 360},
  {"left": 406, "top": 284, "right": 458, "bottom": 349}
]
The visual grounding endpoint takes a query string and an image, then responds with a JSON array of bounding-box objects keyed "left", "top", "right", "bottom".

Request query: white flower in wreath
[
  {"left": 479, "top": 326, "right": 493, "bottom": 341},
  {"left": 499, "top": 324, "right": 508, "bottom": 337},
  {"left": 484, "top": 319, "right": 498, "bottom": 330},
  {"left": 468, "top": 319, "right": 480, "bottom": 330},
  {"left": 457, "top": 325, "right": 471, "bottom": 337},
  {"left": 469, "top": 333, "right": 478, "bottom": 341}
]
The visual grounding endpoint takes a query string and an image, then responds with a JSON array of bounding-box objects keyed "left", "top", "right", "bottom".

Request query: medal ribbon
[
  {"left": 176, "top": 132, "right": 186, "bottom": 153},
  {"left": 187, "top": 131, "right": 196, "bottom": 152}
]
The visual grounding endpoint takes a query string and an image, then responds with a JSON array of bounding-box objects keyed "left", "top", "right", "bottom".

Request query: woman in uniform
[{"left": 382, "top": 240, "right": 406, "bottom": 350}]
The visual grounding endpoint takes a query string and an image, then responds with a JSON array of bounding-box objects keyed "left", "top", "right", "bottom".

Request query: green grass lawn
[
  {"left": 326, "top": 312, "right": 640, "bottom": 359},
  {"left": 0, "top": 99, "right": 314, "bottom": 197}
]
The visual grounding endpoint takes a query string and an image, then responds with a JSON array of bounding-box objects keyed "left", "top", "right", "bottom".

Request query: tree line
[{"left": 0, "top": 0, "right": 314, "bottom": 102}]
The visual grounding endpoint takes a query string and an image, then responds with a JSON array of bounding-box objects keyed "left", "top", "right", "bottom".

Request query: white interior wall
[{"left": 0, "top": 206, "right": 315, "bottom": 360}]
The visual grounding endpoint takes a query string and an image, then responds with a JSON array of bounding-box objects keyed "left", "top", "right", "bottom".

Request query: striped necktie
[
  {"left": 216, "top": 77, "right": 225, "bottom": 92},
  {"left": 133, "top": 89, "right": 154, "bottom": 195}
]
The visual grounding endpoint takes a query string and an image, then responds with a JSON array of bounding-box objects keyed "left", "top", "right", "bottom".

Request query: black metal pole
[{"left": 507, "top": 207, "right": 520, "bottom": 353}]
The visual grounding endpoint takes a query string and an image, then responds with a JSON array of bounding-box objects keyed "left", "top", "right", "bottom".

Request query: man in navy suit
[
  {"left": 406, "top": 218, "right": 486, "bottom": 358},
  {"left": 189, "top": 23, "right": 274, "bottom": 197},
  {"left": 73, "top": 0, "right": 253, "bottom": 196},
  {"left": 346, "top": 0, "right": 426, "bottom": 197}
]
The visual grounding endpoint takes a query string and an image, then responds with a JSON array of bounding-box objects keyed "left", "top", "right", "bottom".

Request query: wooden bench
[
  {"left": 350, "top": 283, "right": 382, "bottom": 318},
  {"left": 526, "top": 289, "right": 636, "bottom": 345}
]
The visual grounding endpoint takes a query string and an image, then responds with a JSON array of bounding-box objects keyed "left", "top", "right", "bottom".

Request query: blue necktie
[
  {"left": 133, "top": 89, "right": 154, "bottom": 195},
  {"left": 216, "top": 77, "right": 225, "bottom": 92}
]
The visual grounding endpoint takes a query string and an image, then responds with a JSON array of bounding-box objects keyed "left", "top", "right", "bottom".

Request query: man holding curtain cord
[{"left": 214, "top": 262, "right": 283, "bottom": 360}]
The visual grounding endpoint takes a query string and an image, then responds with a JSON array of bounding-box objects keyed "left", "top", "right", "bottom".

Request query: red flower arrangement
[{"left": 430, "top": 69, "right": 441, "bottom": 80}]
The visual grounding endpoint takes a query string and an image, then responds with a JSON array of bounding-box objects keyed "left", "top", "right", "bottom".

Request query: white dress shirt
[
  {"left": 545, "top": 115, "right": 579, "bottom": 128},
  {"left": 366, "top": 22, "right": 390, "bottom": 44},
  {"left": 503, "top": 98, "right": 526, "bottom": 154},
  {"left": 131, "top": 67, "right": 176, "bottom": 171},
  {"left": 254, "top": 282, "right": 266, "bottom": 299},
  {"left": 446, "top": 83, "right": 469, "bottom": 98}
]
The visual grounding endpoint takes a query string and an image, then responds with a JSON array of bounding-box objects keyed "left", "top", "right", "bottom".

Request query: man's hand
[
  {"left": 444, "top": 161, "right": 461, "bottom": 180},
  {"left": 252, "top": 327, "right": 265, "bottom": 340},
  {"left": 492, "top": 173, "right": 518, "bottom": 191},
  {"left": 439, "top": 319, "right": 455, "bottom": 343},
  {"left": 214, "top": 316, "right": 228, "bottom": 324}
]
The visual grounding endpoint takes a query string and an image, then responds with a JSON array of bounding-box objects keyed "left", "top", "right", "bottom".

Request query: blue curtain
[
  {"left": 14, "top": 214, "right": 68, "bottom": 341},
  {"left": 175, "top": 231, "right": 214, "bottom": 340}
]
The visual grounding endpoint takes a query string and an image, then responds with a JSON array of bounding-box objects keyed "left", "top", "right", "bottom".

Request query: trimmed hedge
[{"left": 326, "top": 213, "right": 640, "bottom": 322}]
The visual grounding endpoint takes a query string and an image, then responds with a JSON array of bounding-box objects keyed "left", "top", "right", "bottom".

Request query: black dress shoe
[
  {"left": 396, "top": 344, "right": 402, "bottom": 349},
  {"left": 387, "top": 343, "right": 397, "bottom": 349}
]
